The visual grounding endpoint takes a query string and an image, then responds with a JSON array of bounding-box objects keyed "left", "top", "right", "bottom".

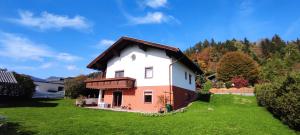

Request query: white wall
[
  {"left": 171, "top": 61, "right": 196, "bottom": 91},
  {"left": 105, "top": 45, "right": 196, "bottom": 91},
  {"left": 106, "top": 45, "right": 172, "bottom": 87}
]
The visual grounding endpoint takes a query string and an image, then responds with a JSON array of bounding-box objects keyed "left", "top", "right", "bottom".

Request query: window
[
  {"left": 131, "top": 54, "right": 136, "bottom": 61},
  {"left": 115, "top": 70, "right": 124, "bottom": 77},
  {"left": 189, "top": 74, "right": 192, "bottom": 84},
  {"left": 58, "top": 86, "right": 64, "bottom": 91},
  {"left": 185, "top": 72, "right": 187, "bottom": 80},
  {"left": 144, "top": 91, "right": 152, "bottom": 103},
  {"left": 145, "top": 67, "right": 153, "bottom": 78}
]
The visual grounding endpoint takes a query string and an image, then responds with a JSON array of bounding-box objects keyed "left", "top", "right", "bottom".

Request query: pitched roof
[
  {"left": 0, "top": 70, "right": 17, "bottom": 84},
  {"left": 30, "top": 76, "right": 64, "bottom": 85},
  {"left": 87, "top": 37, "right": 203, "bottom": 74}
]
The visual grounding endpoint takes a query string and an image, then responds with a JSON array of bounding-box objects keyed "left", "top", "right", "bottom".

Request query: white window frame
[
  {"left": 145, "top": 67, "right": 153, "bottom": 79},
  {"left": 143, "top": 90, "right": 153, "bottom": 104}
]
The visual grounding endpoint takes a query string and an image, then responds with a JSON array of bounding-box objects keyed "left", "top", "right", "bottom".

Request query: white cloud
[
  {"left": 56, "top": 53, "right": 81, "bottom": 62},
  {"left": 0, "top": 32, "right": 81, "bottom": 62},
  {"left": 66, "top": 65, "right": 78, "bottom": 71},
  {"left": 11, "top": 10, "right": 91, "bottom": 31},
  {"left": 0, "top": 32, "right": 53, "bottom": 61},
  {"left": 144, "top": 0, "right": 167, "bottom": 8},
  {"left": 96, "top": 39, "right": 115, "bottom": 48},
  {"left": 128, "top": 12, "right": 178, "bottom": 25},
  {"left": 40, "top": 62, "right": 53, "bottom": 69}
]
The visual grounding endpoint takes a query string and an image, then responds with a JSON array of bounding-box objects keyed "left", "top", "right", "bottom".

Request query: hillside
[{"left": 184, "top": 35, "right": 300, "bottom": 76}]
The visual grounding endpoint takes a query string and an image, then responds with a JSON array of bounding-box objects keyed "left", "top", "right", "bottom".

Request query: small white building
[{"left": 32, "top": 76, "right": 65, "bottom": 98}]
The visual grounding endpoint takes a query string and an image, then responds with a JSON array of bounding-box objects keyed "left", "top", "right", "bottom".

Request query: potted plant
[
  {"left": 198, "top": 81, "right": 212, "bottom": 102},
  {"left": 76, "top": 95, "right": 86, "bottom": 107},
  {"left": 157, "top": 95, "right": 165, "bottom": 113}
]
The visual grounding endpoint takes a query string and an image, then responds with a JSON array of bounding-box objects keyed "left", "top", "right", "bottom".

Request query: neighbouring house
[
  {"left": 85, "top": 37, "right": 203, "bottom": 112},
  {"left": 0, "top": 69, "right": 18, "bottom": 96},
  {"left": 31, "top": 76, "right": 65, "bottom": 98}
]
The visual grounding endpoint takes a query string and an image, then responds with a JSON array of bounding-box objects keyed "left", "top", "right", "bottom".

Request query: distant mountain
[
  {"left": 46, "top": 76, "right": 64, "bottom": 82},
  {"left": 30, "top": 76, "right": 47, "bottom": 82}
]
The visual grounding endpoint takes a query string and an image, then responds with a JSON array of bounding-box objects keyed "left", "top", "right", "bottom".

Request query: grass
[{"left": 0, "top": 95, "right": 298, "bottom": 135}]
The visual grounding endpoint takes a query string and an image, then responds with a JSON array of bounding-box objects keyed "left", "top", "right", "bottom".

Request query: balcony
[{"left": 85, "top": 77, "right": 135, "bottom": 89}]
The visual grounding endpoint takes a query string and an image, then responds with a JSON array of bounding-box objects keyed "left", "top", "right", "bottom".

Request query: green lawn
[{"left": 0, "top": 95, "right": 297, "bottom": 135}]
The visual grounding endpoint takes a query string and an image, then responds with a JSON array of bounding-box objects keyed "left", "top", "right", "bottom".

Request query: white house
[{"left": 85, "top": 37, "right": 203, "bottom": 112}]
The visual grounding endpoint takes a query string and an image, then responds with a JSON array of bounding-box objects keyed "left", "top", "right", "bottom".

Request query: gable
[{"left": 87, "top": 37, "right": 203, "bottom": 74}]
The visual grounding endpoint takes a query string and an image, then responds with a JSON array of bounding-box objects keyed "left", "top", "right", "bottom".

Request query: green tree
[
  {"left": 259, "top": 58, "right": 289, "bottom": 82},
  {"left": 224, "top": 40, "right": 237, "bottom": 52},
  {"left": 13, "top": 72, "right": 35, "bottom": 99},
  {"left": 64, "top": 75, "right": 87, "bottom": 98},
  {"left": 271, "top": 34, "right": 286, "bottom": 56},
  {"left": 284, "top": 44, "right": 300, "bottom": 67},
  {"left": 203, "top": 39, "right": 210, "bottom": 48},
  {"left": 217, "top": 51, "right": 259, "bottom": 84},
  {"left": 242, "top": 38, "right": 251, "bottom": 54}
]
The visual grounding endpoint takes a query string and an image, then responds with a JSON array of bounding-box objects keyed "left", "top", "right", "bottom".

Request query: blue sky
[{"left": 0, "top": 0, "right": 299, "bottom": 78}]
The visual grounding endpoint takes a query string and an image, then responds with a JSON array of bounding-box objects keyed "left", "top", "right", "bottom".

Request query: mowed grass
[{"left": 0, "top": 95, "right": 297, "bottom": 135}]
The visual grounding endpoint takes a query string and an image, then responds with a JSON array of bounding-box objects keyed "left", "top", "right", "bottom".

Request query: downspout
[{"left": 168, "top": 56, "right": 184, "bottom": 107}]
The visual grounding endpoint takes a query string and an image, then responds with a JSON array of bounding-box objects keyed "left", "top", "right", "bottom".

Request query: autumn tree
[{"left": 217, "top": 52, "right": 259, "bottom": 84}]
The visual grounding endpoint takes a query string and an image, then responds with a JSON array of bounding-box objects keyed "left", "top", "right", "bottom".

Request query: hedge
[{"left": 255, "top": 73, "right": 300, "bottom": 130}]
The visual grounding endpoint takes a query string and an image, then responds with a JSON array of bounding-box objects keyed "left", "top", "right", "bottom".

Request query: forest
[
  {"left": 184, "top": 35, "right": 300, "bottom": 130},
  {"left": 184, "top": 34, "right": 300, "bottom": 84}
]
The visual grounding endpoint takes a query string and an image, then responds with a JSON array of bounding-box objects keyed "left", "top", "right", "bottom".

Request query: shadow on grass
[
  {"left": 0, "top": 122, "right": 36, "bottom": 135},
  {"left": 0, "top": 98, "right": 59, "bottom": 108}
]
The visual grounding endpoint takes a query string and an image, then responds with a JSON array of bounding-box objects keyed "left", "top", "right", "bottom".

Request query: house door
[{"left": 113, "top": 91, "right": 122, "bottom": 107}]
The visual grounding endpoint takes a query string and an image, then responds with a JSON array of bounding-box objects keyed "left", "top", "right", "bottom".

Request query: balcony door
[{"left": 113, "top": 91, "right": 122, "bottom": 107}]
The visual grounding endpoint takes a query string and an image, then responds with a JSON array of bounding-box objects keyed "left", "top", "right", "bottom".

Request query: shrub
[
  {"left": 259, "top": 58, "right": 289, "bottom": 82},
  {"left": 255, "top": 73, "right": 300, "bottom": 130},
  {"left": 13, "top": 73, "right": 35, "bottom": 99},
  {"left": 217, "top": 51, "right": 259, "bottom": 85},
  {"left": 225, "top": 81, "right": 232, "bottom": 89},
  {"left": 231, "top": 76, "right": 249, "bottom": 88},
  {"left": 75, "top": 95, "right": 86, "bottom": 107},
  {"left": 65, "top": 75, "right": 99, "bottom": 99},
  {"left": 202, "top": 81, "right": 212, "bottom": 93},
  {"left": 65, "top": 75, "right": 87, "bottom": 99},
  {"left": 214, "top": 81, "right": 224, "bottom": 88}
]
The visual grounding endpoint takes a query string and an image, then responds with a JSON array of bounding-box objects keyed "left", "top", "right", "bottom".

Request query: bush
[
  {"left": 64, "top": 75, "right": 98, "bottom": 99},
  {"left": 13, "top": 73, "right": 35, "bottom": 99},
  {"left": 217, "top": 51, "right": 259, "bottom": 85},
  {"left": 202, "top": 81, "right": 212, "bottom": 93},
  {"left": 225, "top": 81, "right": 232, "bottom": 89},
  {"left": 259, "top": 58, "right": 289, "bottom": 82},
  {"left": 214, "top": 81, "right": 224, "bottom": 88},
  {"left": 255, "top": 73, "right": 300, "bottom": 130},
  {"left": 231, "top": 76, "right": 249, "bottom": 88},
  {"left": 65, "top": 75, "right": 87, "bottom": 99}
]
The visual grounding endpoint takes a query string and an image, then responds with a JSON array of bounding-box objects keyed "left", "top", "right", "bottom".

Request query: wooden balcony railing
[{"left": 85, "top": 77, "right": 135, "bottom": 89}]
